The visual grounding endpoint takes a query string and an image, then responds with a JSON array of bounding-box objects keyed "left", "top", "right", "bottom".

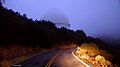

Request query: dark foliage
[
  {"left": 0, "top": 3, "right": 119, "bottom": 66},
  {"left": 0, "top": 4, "right": 87, "bottom": 48},
  {"left": 0, "top": 4, "right": 109, "bottom": 49}
]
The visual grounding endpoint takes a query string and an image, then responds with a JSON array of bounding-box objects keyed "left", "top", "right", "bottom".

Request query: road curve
[
  {"left": 12, "top": 49, "right": 60, "bottom": 67},
  {"left": 50, "top": 49, "right": 86, "bottom": 67},
  {"left": 12, "top": 48, "right": 87, "bottom": 67}
]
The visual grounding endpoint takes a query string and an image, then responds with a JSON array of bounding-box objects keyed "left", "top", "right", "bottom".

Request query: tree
[{"left": 0, "top": 0, "right": 5, "bottom": 4}]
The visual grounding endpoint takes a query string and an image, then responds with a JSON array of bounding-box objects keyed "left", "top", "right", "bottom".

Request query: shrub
[
  {"left": 0, "top": 60, "right": 11, "bottom": 67},
  {"left": 95, "top": 55, "right": 105, "bottom": 63},
  {"left": 79, "top": 43, "right": 100, "bottom": 57},
  {"left": 76, "top": 43, "right": 114, "bottom": 67}
]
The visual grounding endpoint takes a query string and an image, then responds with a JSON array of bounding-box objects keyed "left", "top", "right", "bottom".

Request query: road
[{"left": 12, "top": 48, "right": 87, "bottom": 67}]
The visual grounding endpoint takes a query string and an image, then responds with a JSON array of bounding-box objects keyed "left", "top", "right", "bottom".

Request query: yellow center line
[{"left": 45, "top": 53, "right": 59, "bottom": 67}]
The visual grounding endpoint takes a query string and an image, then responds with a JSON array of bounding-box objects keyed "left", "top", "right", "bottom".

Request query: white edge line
[
  {"left": 12, "top": 52, "right": 42, "bottom": 66},
  {"left": 12, "top": 50, "right": 51, "bottom": 66},
  {"left": 12, "top": 64, "right": 22, "bottom": 67},
  {"left": 72, "top": 51, "right": 90, "bottom": 67}
]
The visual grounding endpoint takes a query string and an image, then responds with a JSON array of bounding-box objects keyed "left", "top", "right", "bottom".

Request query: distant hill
[{"left": 98, "top": 36, "right": 120, "bottom": 48}]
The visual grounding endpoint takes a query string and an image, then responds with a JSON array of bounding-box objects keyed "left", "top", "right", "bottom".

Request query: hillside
[{"left": 0, "top": 3, "right": 118, "bottom": 67}]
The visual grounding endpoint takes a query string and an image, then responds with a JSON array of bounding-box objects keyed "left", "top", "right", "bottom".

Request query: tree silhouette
[
  {"left": 0, "top": 3, "right": 118, "bottom": 66},
  {"left": 0, "top": 0, "right": 5, "bottom": 4},
  {"left": 0, "top": 3, "right": 107, "bottom": 49}
]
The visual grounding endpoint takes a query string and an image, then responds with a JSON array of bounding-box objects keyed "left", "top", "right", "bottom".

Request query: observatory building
[{"left": 43, "top": 9, "right": 70, "bottom": 29}]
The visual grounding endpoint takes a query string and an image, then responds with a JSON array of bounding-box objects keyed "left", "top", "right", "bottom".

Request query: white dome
[{"left": 43, "top": 9, "right": 70, "bottom": 29}]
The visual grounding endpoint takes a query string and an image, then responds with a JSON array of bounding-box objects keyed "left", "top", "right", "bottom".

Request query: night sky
[{"left": 3, "top": 0, "right": 120, "bottom": 39}]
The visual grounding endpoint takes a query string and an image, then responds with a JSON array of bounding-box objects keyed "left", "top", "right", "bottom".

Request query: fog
[{"left": 3, "top": 0, "right": 120, "bottom": 39}]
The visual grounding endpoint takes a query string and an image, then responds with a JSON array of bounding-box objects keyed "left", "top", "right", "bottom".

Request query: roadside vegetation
[
  {"left": 0, "top": 2, "right": 120, "bottom": 67},
  {"left": 75, "top": 43, "right": 114, "bottom": 67},
  {"left": 0, "top": 45, "right": 43, "bottom": 67}
]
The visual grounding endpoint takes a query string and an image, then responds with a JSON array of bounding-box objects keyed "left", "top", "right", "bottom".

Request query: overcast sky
[{"left": 3, "top": 0, "right": 120, "bottom": 38}]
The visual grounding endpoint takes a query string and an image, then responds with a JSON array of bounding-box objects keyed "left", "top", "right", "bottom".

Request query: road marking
[
  {"left": 12, "top": 64, "right": 22, "bottom": 67},
  {"left": 72, "top": 51, "right": 90, "bottom": 67},
  {"left": 12, "top": 50, "right": 47, "bottom": 66},
  {"left": 45, "top": 53, "right": 58, "bottom": 67}
]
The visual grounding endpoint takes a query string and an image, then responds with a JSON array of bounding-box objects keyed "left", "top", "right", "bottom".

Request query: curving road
[{"left": 12, "top": 48, "right": 86, "bottom": 67}]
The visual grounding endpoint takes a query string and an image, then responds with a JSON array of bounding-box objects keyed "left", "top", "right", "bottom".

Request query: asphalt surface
[
  {"left": 51, "top": 49, "right": 86, "bottom": 67},
  {"left": 12, "top": 48, "right": 86, "bottom": 67}
]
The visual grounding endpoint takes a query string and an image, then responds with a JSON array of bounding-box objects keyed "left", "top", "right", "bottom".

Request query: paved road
[
  {"left": 12, "top": 48, "right": 86, "bottom": 67},
  {"left": 51, "top": 49, "right": 86, "bottom": 67}
]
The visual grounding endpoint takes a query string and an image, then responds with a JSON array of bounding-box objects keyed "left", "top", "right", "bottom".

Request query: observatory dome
[{"left": 43, "top": 9, "right": 70, "bottom": 29}]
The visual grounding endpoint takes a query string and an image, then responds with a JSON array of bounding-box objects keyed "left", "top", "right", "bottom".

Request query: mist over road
[
  {"left": 51, "top": 49, "right": 86, "bottom": 67},
  {"left": 12, "top": 48, "right": 86, "bottom": 67}
]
